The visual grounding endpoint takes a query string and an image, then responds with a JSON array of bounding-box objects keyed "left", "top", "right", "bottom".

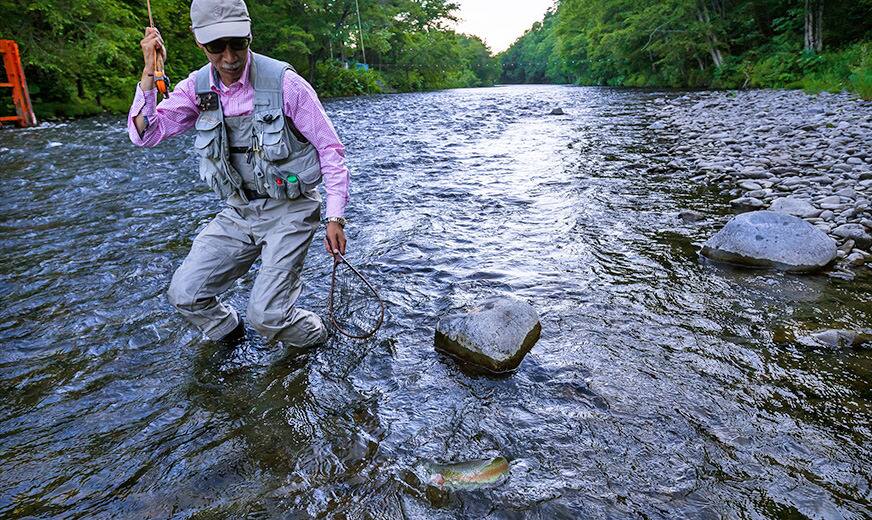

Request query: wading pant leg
[
  {"left": 246, "top": 195, "right": 325, "bottom": 347},
  {"left": 167, "top": 206, "right": 259, "bottom": 340}
]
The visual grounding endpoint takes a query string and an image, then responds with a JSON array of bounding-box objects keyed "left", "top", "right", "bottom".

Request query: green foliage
[
  {"left": 502, "top": 0, "right": 872, "bottom": 98},
  {"left": 500, "top": 11, "right": 571, "bottom": 84},
  {"left": 0, "top": 0, "right": 499, "bottom": 117},
  {"left": 313, "top": 61, "right": 382, "bottom": 97},
  {"left": 796, "top": 42, "right": 872, "bottom": 99}
]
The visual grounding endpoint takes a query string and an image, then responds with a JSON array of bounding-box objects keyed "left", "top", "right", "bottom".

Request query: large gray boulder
[
  {"left": 701, "top": 211, "right": 837, "bottom": 272},
  {"left": 435, "top": 297, "right": 541, "bottom": 373}
]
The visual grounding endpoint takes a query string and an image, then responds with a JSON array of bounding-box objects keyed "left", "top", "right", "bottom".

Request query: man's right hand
[{"left": 139, "top": 27, "right": 167, "bottom": 91}]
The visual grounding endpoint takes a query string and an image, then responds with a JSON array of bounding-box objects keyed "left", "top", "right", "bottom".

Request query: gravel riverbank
[{"left": 652, "top": 89, "right": 872, "bottom": 271}]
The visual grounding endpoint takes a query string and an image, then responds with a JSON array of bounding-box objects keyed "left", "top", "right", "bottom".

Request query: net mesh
[{"left": 328, "top": 254, "right": 385, "bottom": 340}]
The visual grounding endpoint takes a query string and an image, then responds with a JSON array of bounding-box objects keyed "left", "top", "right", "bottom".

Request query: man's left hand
[{"left": 324, "top": 222, "right": 346, "bottom": 260}]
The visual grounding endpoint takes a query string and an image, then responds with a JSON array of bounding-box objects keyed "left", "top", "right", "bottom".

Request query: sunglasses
[{"left": 203, "top": 37, "right": 250, "bottom": 54}]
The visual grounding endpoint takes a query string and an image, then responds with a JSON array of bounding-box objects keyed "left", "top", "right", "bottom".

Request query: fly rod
[{"left": 146, "top": 0, "right": 171, "bottom": 99}]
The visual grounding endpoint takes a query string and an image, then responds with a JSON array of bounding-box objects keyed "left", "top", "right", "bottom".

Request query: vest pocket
[
  {"left": 194, "top": 117, "right": 222, "bottom": 159},
  {"left": 200, "top": 160, "right": 234, "bottom": 199},
  {"left": 293, "top": 146, "right": 323, "bottom": 193},
  {"left": 256, "top": 110, "right": 290, "bottom": 162}
]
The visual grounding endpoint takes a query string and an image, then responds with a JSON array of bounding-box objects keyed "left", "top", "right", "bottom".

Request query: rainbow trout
[{"left": 427, "top": 457, "right": 510, "bottom": 490}]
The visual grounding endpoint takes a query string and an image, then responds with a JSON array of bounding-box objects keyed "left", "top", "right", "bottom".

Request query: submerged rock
[
  {"left": 549, "top": 107, "right": 565, "bottom": 116},
  {"left": 678, "top": 209, "right": 706, "bottom": 223},
  {"left": 807, "top": 329, "right": 872, "bottom": 348},
  {"left": 701, "top": 211, "right": 837, "bottom": 272},
  {"left": 435, "top": 297, "right": 541, "bottom": 373}
]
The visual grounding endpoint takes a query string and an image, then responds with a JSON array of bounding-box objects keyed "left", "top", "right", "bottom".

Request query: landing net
[{"left": 327, "top": 252, "right": 385, "bottom": 340}]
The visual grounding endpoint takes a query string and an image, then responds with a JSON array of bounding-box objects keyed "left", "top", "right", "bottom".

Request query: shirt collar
[{"left": 210, "top": 50, "right": 253, "bottom": 92}]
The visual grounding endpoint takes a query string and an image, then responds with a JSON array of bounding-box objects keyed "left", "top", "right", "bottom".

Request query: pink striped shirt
[{"left": 127, "top": 51, "right": 349, "bottom": 217}]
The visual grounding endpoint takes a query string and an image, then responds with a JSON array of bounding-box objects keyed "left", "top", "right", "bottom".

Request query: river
[{"left": 1, "top": 85, "right": 870, "bottom": 518}]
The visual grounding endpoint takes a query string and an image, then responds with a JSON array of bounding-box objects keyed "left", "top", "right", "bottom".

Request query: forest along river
[{"left": 1, "top": 85, "right": 870, "bottom": 518}]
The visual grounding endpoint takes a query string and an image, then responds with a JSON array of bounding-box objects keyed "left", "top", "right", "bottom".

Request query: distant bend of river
[{"left": 1, "top": 85, "right": 870, "bottom": 519}]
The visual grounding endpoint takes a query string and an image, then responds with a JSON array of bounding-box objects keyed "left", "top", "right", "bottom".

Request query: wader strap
[{"left": 251, "top": 53, "right": 308, "bottom": 143}]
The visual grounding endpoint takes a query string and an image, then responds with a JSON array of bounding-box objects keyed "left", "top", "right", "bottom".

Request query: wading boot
[{"left": 216, "top": 320, "right": 246, "bottom": 348}]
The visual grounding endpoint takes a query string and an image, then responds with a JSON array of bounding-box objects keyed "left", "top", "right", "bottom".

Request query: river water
[{"left": 1, "top": 85, "right": 870, "bottom": 519}]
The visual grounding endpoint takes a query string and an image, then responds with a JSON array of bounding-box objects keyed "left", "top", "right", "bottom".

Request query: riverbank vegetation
[
  {"left": 501, "top": 0, "right": 872, "bottom": 99},
  {"left": 0, "top": 0, "right": 499, "bottom": 118}
]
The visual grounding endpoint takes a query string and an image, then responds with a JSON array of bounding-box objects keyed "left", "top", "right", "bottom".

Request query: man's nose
[{"left": 221, "top": 47, "right": 235, "bottom": 62}]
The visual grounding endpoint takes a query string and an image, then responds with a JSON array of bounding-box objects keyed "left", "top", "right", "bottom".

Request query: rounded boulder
[
  {"left": 701, "top": 211, "right": 837, "bottom": 272},
  {"left": 435, "top": 297, "right": 541, "bottom": 373}
]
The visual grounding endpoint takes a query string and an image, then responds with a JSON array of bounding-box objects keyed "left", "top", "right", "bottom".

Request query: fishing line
[{"left": 327, "top": 252, "right": 385, "bottom": 340}]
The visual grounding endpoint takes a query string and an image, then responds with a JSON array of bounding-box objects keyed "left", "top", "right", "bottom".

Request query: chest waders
[
  {"left": 193, "top": 52, "right": 323, "bottom": 202},
  {"left": 166, "top": 52, "right": 328, "bottom": 349}
]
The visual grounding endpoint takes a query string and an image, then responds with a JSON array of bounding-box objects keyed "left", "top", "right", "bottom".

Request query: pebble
[
  {"left": 730, "top": 197, "right": 765, "bottom": 209},
  {"left": 832, "top": 223, "right": 872, "bottom": 249},
  {"left": 847, "top": 252, "right": 866, "bottom": 267}
]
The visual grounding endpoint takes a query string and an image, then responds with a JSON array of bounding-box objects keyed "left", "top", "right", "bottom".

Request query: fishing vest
[{"left": 193, "top": 52, "right": 323, "bottom": 201}]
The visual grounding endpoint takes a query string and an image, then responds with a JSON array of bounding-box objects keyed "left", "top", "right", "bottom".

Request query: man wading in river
[{"left": 128, "top": 0, "right": 349, "bottom": 347}]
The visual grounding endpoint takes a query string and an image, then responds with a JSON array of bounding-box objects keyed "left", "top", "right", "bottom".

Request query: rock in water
[
  {"left": 435, "top": 297, "right": 541, "bottom": 373},
  {"left": 701, "top": 211, "right": 837, "bottom": 272},
  {"left": 678, "top": 210, "right": 706, "bottom": 223},
  {"left": 549, "top": 107, "right": 565, "bottom": 115},
  {"left": 808, "top": 329, "right": 872, "bottom": 348}
]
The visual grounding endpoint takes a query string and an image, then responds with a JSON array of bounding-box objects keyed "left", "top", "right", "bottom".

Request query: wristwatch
[{"left": 326, "top": 216, "right": 347, "bottom": 228}]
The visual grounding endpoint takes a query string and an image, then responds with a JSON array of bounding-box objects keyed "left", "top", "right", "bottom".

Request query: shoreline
[
  {"left": 20, "top": 83, "right": 869, "bottom": 124},
  {"left": 651, "top": 89, "right": 872, "bottom": 272}
]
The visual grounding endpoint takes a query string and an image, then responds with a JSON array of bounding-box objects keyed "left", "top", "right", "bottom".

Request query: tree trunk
[
  {"left": 697, "top": 2, "right": 724, "bottom": 68},
  {"left": 308, "top": 53, "right": 317, "bottom": 84},
  {"left": 804, "top": 0, "right": 823, "bottom": 53}
]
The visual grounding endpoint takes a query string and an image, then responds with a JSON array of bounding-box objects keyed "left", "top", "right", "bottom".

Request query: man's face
[{"left": 199, "top": 37, "right": 250, "bottom": 84}]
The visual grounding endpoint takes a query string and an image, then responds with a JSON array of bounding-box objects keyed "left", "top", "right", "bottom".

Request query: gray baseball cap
[{"left": 190, "top": 0, "right": 251, "bottom": 44}]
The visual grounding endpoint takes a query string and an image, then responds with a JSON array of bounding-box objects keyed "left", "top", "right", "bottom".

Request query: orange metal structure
[{"left": 0, "top": 40, "right": 37, "bottom": 127}]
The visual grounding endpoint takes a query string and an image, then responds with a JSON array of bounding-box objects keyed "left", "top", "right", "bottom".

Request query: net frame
[{"left": 327, "top": 252, "right": 385, "bottom": 340}]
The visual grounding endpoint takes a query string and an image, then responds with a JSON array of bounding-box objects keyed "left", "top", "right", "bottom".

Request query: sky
[{"left": 452, "top": 0, "right": 557, "bottom": 53}]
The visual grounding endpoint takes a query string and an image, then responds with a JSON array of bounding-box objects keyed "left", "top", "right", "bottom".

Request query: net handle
[{"left": 327, "top": 252, "right": 385, "bottom": 340}]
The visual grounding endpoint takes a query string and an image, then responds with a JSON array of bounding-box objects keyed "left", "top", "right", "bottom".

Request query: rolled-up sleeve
[
  {"left": 282, "top": 71, "right": 349, "bottom": 218},
  {"left": 127, "top": 72, "right": 200, "bottom": 148}
]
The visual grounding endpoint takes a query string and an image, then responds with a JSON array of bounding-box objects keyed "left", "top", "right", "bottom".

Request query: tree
[{"left": 804, "top": 0, "right": 823, "bottom": 53}]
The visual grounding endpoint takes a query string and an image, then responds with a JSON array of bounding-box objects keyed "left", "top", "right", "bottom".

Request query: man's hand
[
  {"left": 324, "top": 222, "right": 347, "bottom": 261},
  {"left": 139, "top": 27, "right": 167, "bottom": 91},
  {"left": 134, "top": 27, "right": 166, "bottom": 136}
]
